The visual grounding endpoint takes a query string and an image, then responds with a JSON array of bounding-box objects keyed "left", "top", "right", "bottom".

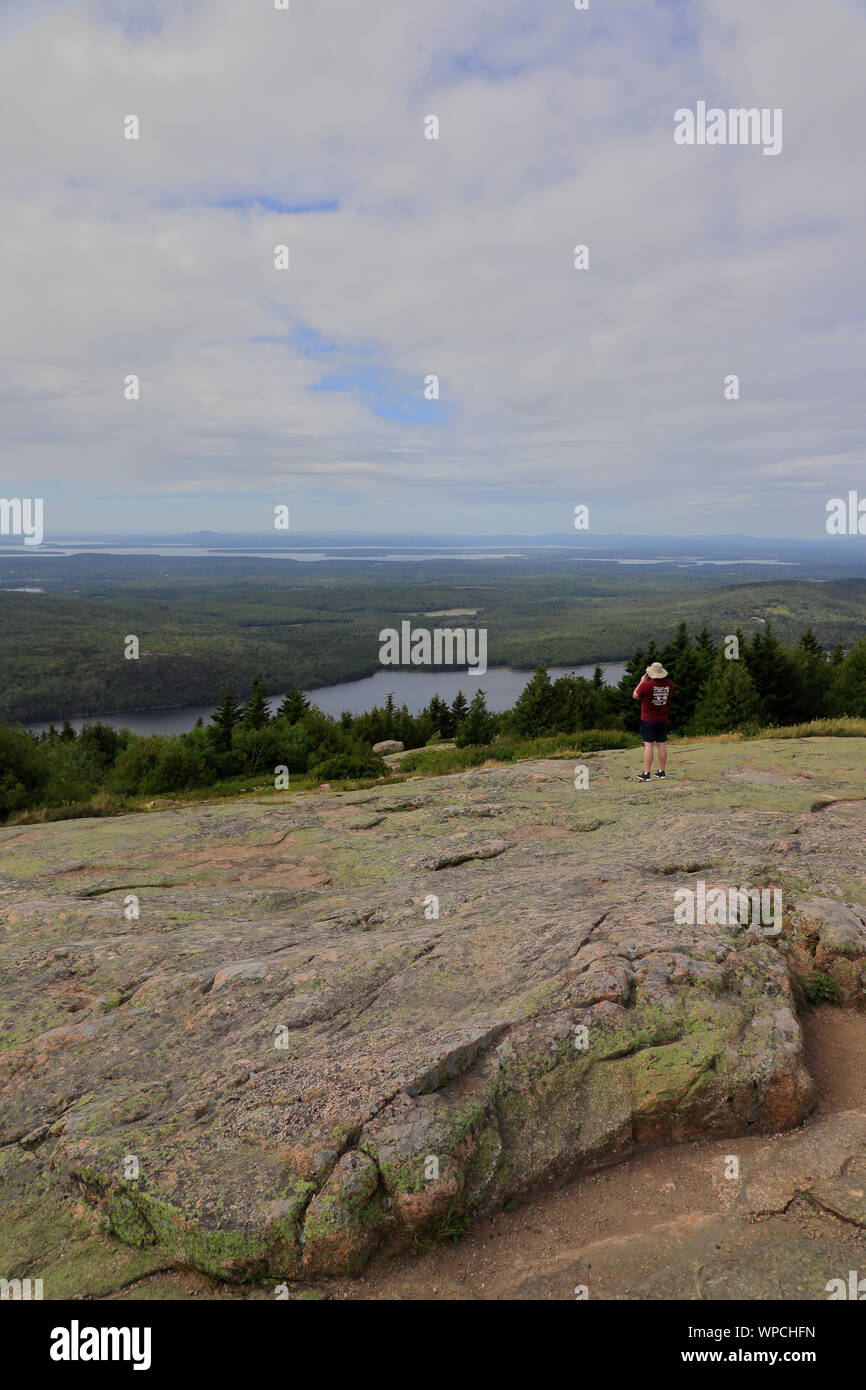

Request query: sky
[{"left": 0, "top": 0, "right": 865, "bottom": 538}]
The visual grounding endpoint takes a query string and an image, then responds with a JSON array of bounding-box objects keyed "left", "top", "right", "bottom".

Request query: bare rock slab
[{"left": 2, "top": 737, "right": 866, "bottom": 1280}]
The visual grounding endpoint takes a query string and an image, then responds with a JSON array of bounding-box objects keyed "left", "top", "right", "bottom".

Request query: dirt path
[
  {"left": 102, "top": 1005, "right": 866, "bottom": 1300},
  {"left": 803, "top": 1008, "right": 866, "bottom": 1114},
  {"left": 319, "top": 1007, "right": 866, "bottom": 1300}
]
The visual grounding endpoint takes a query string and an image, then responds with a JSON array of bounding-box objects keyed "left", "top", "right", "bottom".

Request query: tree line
[{"left": 1, "top": 622, "right": 864, "bottom": 820}]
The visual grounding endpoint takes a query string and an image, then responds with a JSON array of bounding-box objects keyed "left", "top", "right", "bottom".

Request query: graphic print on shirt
[{"left": 651, "top": 686, "right": 670, "bottom": 709}]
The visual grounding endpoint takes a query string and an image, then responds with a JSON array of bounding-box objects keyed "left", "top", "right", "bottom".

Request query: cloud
[{"left": 0, "top": 0, "right": 864, "bottom": 536}]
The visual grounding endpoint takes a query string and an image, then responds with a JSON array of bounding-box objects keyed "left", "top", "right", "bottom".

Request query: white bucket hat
[{"left": 646, "top": 661, "right": 668, "bottom": 679}]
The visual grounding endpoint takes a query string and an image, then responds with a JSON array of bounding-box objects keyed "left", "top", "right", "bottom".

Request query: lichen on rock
[{"left": 2, "top": 737, "right": 865, "bottom": 1281}]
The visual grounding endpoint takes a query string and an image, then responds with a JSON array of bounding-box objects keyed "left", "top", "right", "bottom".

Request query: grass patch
[
  {"left": 758, "top": 718, "right": 866, "bottom": 740},
  {"left": 417, "top": 1207, "right": 471, "bottom": 1249},
  {"left": 5, "top": 768, "right": 393, "bottom": 826}
]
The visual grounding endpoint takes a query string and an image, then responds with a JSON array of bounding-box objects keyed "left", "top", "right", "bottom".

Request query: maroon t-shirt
[{"left": 636, "top": 677, "right": 674, "bottom": 722}]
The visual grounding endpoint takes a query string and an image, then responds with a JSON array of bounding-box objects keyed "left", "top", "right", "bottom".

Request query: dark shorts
[{"left": 640, "top": 720, "right": 668, "bottom": 743}]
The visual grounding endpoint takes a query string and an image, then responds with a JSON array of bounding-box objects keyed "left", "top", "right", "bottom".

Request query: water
[
  {"left": 0, "top": 543, "right": 797, "bottom": 565},
  {"left": 24, "top": 662, "right": 626, "bottom": 737},
  {"left": 1, "top": 546, "right": 527, "bottom": 561}
]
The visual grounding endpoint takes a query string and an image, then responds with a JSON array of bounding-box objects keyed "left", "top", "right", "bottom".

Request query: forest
[
  {"left": 2, "top": 620, "right": 864, "bottom": 823},
  {"left": 2, "top": 550, "right": 866, "bottom": 723}
]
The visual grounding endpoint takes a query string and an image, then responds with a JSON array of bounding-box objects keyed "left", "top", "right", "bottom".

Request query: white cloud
[{"left": 0, "top": 0, "right": 864, "bottom": 535}]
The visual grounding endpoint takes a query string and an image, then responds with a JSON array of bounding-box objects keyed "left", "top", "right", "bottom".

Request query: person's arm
[{"left": 633, "top": 675, "right": 648, "bottom": 700}]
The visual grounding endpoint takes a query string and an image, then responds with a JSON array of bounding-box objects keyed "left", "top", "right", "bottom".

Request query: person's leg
[
  {"left": 657, "top": 741, "right": 667, "bottom": 771},
  {"left": 644, "top": 739, "right": 653, "bottom": 774}
]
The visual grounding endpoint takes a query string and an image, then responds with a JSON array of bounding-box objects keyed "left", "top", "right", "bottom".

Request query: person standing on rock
[{"left": 633, "top": 661, "right": 674, "bottom": 782}]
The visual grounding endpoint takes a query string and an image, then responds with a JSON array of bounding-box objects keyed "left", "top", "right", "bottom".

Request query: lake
[{"left": 25, "top": 662, "right": 627, "bottom": 737}]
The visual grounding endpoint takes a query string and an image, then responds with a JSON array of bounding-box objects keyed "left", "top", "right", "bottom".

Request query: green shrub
[
  {"left": 311, "top": 750, "right": 386, "bottom": 782},
  {"left": 802, "top": 973, "right": 842, "bottom": 1005},
  {"left": 0, "top": 725, "right": 49, "bottom": 815},
  {"left": 574, "top": 729, "right": 641, "bottom": 752}
]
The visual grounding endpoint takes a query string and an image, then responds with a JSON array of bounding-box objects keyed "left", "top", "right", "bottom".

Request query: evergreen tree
[
  {"left": 425, "top": 694, "right": 454, "bottom": 738},
  {"left": 692, "top": 627, "right": 717, "bottom": 695},
  {"left": 663, "top": 621, "right": 691, "bottom": 666},
  {"left": 794, "top": 627, "right": 831, "bottom": 720},
  {"left": 211, "top": 687, "right": 242, "bottom": 745},
  {"left": 591, "top": 665, "right": 604, "bottom": 689},
  {"left": 614, "top": 648, "right": 646, "bottom": 721},
  {"left": 667, "top": 644, "right": 705, "bottom": 731},
  {"left": 451, "top": 690, "right": 469, "bottom": 728},
  {"left": 456, "top": 691, "right": 496, "bottom": 747},
  {"left": 798, "top": 626, "right": 823, "bottom": 658},
  {"left": 829, "top": 638, "right": 866, "bottom": 717},
  {"left": 742, "top": 623, "right": 807, "bottom": 725},
  {"left": 692, "top": 654, "right": 762, "bottom": 733},
  {"left": 550, "top": 674, "right": 603, "bottom": 732},
  {"left": 660, "top": 623, "right": 703, "bottom": 731},
  {"left": 60, "top": 719, "right": 76, "bottom": 742},
  {"left": 511, "top": 665, "right": 554, "bottom": 736},
  {"left": 241, "top": 673, "right": 271, "bottom": 730},
  {"left": 276, "top": 686, "right": 310, "bottom": 723}
]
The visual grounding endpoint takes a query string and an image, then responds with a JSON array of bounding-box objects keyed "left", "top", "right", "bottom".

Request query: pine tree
[
  {"left": 511, "top": 665, "right": 554, "bottom": 735},
  {"left": 798, "top": 627, "right": 823, "bottom": 658},
  {"left": 426, "top": 694, "right": 454, "bottom": 738},
  {"left": 615, "top": 648, "right": 646, "bottom": 721},
  {"left": 456, "top": 690, "right": 496, "bottom": 747},
  {"left": 451, "top": 690, "right": 469, "bottom": 728},
  {"left": 662, "top": 621, "right": 690, "bottom": 667},
  {"left": 692, "top": 654, "right": 761, "bottom": 733},
  {"left": 829, "top": 638, "right": 866, "bottom": 717},
  {"left": 666, "top": 644, "right": 705, "bottom": 731},
  {"left": 742, "top": 622, "right": 806, "bottom": 725},
  {"left": 794, "top": 627, "right": 831, "bottom": 720},
  {"left": 241, "top": 673, "right": 271, "bottom": 729},
  {"left": 276, "top": 686, "right": 310, "bottom": 723},
  {"left": 211, "top": 687, "right": 242, "bottom": 745}
]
